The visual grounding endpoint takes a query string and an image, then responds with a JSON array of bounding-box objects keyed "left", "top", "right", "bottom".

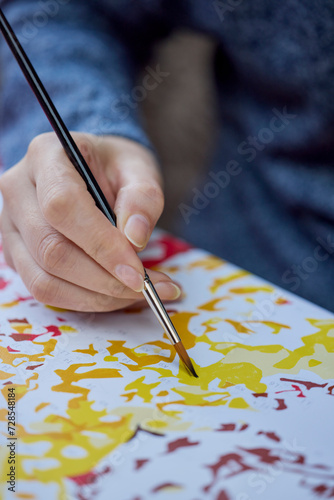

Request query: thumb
[{"left": 109, "top": 139, "right": 164, "bottom": 250}]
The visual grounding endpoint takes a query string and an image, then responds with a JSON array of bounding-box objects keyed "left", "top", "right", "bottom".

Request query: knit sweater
[{"left": 1, "top": 0, "right": 334, "bottom": 311}]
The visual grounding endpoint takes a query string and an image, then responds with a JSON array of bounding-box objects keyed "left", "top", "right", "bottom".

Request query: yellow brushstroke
[
  {"left": 198, "top": 297, "right": 229, "bottom": 311},
  {"left": 247, "top": 321, "right": 290, "bottom": 334},
  {"left": 201, "top": 317, "right": 223, "bottom": 334},
  {"left": 74, "top": 344, "right": 98, "bottom": 356},
  {"left": 225, "top": 319, "right": 254, "bottom": 334},
  {"left": 59, "top": 325, "right": 77, "bottom": 333},
  {"left": 122, "top": 376, "right": 160, "bottom": 403},
  {"left": 0, "top": 338, "right": 56, "bottom": 366},
  {"left": 229, "top": 286, "right": 274, "bottom": 294},
  {"left": 52, "top": 363, "right": 122, "bottom": 408},
  {"left": 0, "top": 370, "right": 15, "bottom": 380},
  {"left": 35, "top": 402, "right": 50, "bottom": 412},
  {"left": 0, "top": 299, "right": 20, "bottom": 308},
  {"left": 188, "top": 255, "right": 224, "bottom": 270},
  {"left": 209, "top": 270, "right": 249, "bottom": 293}
]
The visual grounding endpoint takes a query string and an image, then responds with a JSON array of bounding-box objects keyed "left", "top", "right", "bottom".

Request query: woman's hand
[{"left": 0, "top": 132, "right": 181, "bottom": 311}]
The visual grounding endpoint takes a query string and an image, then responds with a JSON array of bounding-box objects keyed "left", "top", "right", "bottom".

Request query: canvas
[{"left": 0, "top": 230, "right": 333, "bottom": 500}]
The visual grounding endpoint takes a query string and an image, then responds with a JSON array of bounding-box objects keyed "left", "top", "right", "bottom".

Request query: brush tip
[{"left": 174, "top": 341, "right": 198, "bottom": 378}]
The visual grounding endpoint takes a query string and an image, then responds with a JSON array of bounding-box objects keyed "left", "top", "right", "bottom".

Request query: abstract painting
[{"left": 0, "top": 229, "right": 333, "bottom": 499}]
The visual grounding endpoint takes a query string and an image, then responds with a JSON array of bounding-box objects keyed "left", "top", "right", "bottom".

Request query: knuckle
[
  {"left": 27, "top": 133, "right": 51, "bottom": 157},
  {"left": 29, "top": 271, "right": 56, "bottom": 304},
  {"left": 37, "top": 232, "right": 69, "bottom": 272},
  {"left": 41, "top": 183, "right": 79, "bottom": 226}
]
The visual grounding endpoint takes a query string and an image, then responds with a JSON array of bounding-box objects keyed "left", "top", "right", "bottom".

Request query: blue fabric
[{"left": 1, "top": 0, "right": 334, "bottom": 311}]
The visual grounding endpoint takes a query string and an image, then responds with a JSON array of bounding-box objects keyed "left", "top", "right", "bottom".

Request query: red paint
[
  {"left": 141, "top": 235, "right": 192, "bottom": 269},
  {"left": 6, "top": 346, "right": 20, "bottom": 353},
  {"left": 57, "top": 317, "right": 66, "bottom": 322},
  {"left": 45, "top": 325, "right": 62, "bottom": 337},
  {"left": 152, "top": 482, "right": 182, "bottom": 493},
  {"left": 166, "top": 437, "right": 199, "bottom": 454},
  {"left": 135, "top": 459, "right": 149, "bottom": 470},
  {"left": 217, "top": 424, "right": 236, "bottom": 432},
  {"left": 26, "top": 363, "right": 43, "bottom": 370},
  {"left": 327, "top": 385, "right": 334, "bottom": 396},
  {"left": 241, "top": 447, "right": 280, "bottom": 465},
  {"left": 0, "top": 277, "right": 11, "bottom": 290},
  {"left": 204, "top": 452, "right": 256, "bottom": 492},
  {"left": 216, "top": 490, "right": 230, "bottom": 500},
  {"left": 313, "top": 484, "right": 328, "bottom": 494},
  {"left": 276, "top": 384, "right": 306, "bottom": 398},
  {"left": 274, "top": 398, "right": 287, "bottom": 410},
  {"left": 216, "top": 423, "right": 249, "bottom": 432},
  {"left": 10, "top": 333, "right": 40, "bottom": 342},
  {"left": 280, "top": 378, "right": 327, "bottom": 391},
  {"left": 69, "top": 466, "right": 111, "bottom": 486},
  {"left": 8, "top": 318, "right": 29, "bottom": 324},
  {"left": 252, "top": 392, "right": 268, "bottom": 398},
  {"left": 257, "top": 431, "right": 281, "bottom": 442}
]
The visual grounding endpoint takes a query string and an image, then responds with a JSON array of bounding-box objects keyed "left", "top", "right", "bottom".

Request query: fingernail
[
  {"left": 124, "top": 214, "right": 150, "bottom": 249},
  {"left": 155, "top": 282, "right": 182, "bottom": 300},
  {"left": 114, "top": 264, "right": 144, "bottom": 292}
]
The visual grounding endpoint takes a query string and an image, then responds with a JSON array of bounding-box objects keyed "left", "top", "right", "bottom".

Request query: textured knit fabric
[{"left": 1, "top": 0, "right": 334, "bottom": 311}]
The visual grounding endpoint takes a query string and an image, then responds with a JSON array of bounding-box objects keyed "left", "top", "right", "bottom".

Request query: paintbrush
[{"left": 0, "top": 8, "right": 198, "bottom": 378}]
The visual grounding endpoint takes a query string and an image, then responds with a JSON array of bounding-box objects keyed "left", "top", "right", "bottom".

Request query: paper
[{"left": 0, "top": 230, "right": 333, "bottom": 499}]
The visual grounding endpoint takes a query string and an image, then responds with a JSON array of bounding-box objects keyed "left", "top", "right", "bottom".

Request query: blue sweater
[{"left": 1, "top": 0, "right": 334, "bottom": 311}]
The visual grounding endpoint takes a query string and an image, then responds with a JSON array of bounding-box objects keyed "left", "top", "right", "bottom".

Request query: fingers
[
  {"left": 1, "top": 165, "right": 180, "bottom": 303},
  {"left": 2, "top": 219, "right": 140, "bottom": 312},
  {"left": 29, "top": 135, "right": 146, "bottom": 292},
  {"left": 103, "top": 137, "right": 164, "bottom": 251}
]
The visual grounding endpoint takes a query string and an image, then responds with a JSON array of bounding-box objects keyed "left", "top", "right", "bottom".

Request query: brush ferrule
[{"left": 142, "top": 272, "right": 181, "bottom": 345}]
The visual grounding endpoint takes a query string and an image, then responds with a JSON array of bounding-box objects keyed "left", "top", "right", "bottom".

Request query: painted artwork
[{"left": 0, "top": 229, "right": 334, "bottom": 500}]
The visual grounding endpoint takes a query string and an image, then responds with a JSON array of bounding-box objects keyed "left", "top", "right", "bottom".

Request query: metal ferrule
[{"left": 143, "top": 272, "right": 180, "bottom": 345}]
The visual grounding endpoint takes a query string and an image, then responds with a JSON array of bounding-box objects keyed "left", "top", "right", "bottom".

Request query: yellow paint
[
  {"left": 52, "top": 363, "right": 122, "bottom": 408},
  {"left": 1, "top": 299, "right": 333, "bottom": 494},
  {"left": 35, "top": 402, "right": 50, "bottom": 412},
  {"left": 209, "top": 270, "right": 249, "bottom": 293},
  {"left": 74, "top": 344, "right": 98, "bottom": 356},
  {"left": 229, "top": 286, "right": 274, "bottom": 294},
  {"left": 45, "top": 305, "right": 69, "bottom": 312},
  {"left": 122, "top": 376, "right": 160, "bottom": 403},
  {"left": 0, "top": 338, "right": 56, "bottom": 367},
  {"left": 201, "top": 317, "right": 223, "bottom": 334},
  {"left": 225, "top": 320, "right": 254, "bottom": 334},
  {"left": 0, "top": 299, "right": 20, "bottom": 308},
  {"left": 188, "top": 255, "right": 225, "bottom": 270},
  {"left": 0, "top": 370, "right": 15, "bottom": 380},
  {"left": 229, "top": 397, "right": 250, "bottom": 409},
  {"left": 198, "top": 297, "right": 229, "bottom": 311},
  {"left": 247, "top": 321, "right": 290, "bottom": 334},
  {"left": 10, "top": 322, "right": 32, "bottom": 334},
  {"left": 245, "top": 298, "right": 255, "bottom": 304},
  {"left": 59, "top": 325, "right": 77, "bottom": 333},
  {"left": 309, "top": 359, "right": 322, "bottom": 367}
]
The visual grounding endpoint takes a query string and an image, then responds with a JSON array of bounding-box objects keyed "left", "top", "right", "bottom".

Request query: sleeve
[{"left": 0, "top": 0, "right": 178, "bottom": 170}]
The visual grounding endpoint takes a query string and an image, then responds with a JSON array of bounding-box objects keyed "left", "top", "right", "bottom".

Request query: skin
[{"left": 0, "top": 132, "right": 182, "bottom": 312}]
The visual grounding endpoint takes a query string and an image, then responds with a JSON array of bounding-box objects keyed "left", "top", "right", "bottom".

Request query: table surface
[{"left": 0, "top": 228, "right": 333, "bottom": 500}]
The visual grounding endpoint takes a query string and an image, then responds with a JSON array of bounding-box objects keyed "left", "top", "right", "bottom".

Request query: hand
[{"left": 0, "top": 132, "right": 181, "bottom": 311}]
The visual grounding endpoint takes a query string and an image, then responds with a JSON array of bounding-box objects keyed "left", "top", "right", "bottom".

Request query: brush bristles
[{"left": 174, "top": 342, "right": 198, "bottom": 377}]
